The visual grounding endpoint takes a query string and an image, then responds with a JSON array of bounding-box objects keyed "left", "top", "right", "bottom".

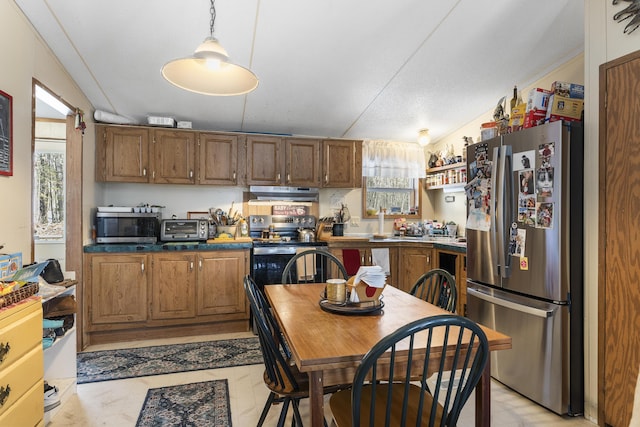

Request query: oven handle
[
  {"left": 252, "top": 245, "right": 328, "bottom": 256},
  {"left": 253, "top": 246, "right": 298, "bottom": 255}
]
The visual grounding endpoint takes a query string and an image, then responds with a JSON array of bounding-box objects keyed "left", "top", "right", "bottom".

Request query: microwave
[
  {"left": 160, "top": 219, "right": 208, "bottom": 242},
  {"left": 95, "top": 212, "right": 161, "bottom": 244}
]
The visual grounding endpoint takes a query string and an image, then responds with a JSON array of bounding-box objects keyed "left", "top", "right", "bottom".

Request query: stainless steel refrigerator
[{"left": 465, "top": 120, "right": 583, "bottom": 416}]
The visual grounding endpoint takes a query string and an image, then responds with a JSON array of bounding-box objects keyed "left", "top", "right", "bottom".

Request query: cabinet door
[
  {"left": 89, "top": 254, "right": 148, "bottom": 325},
  {"left": 322, "top": 139, "right": 362, "bottom": 188},
  {"left": 285, "top": 138, "right": 321, "bottom": 187},
  {"left": 151, "top": 253, "right": 196, "bottom": 320},
  {"left": 152, "top": 129, "right": 197, "bottom": 184},
  {"left": 246, "top": 135, "right": 284, "bottom": 185},
  {"left": 398, "top": 246, "right": 434, "bottom": 293},
  {"left": 197, "top": 251, "right": 248, "bottom": 316},
  {"left": 96, "top": 125, "right": 150, "bottom": 182},
  {"left": 199, "top": 133, "right": 238, "bottom": 185}
]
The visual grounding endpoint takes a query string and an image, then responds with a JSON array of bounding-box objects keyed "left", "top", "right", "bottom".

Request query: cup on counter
[{"left": 326, "top": 278, "right": 347, "bottom": 304}]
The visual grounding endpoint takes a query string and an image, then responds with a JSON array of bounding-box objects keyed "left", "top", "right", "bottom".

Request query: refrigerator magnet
[
  {"left": 519, "top": 257, "right": 529, "bottom": 270},
  {"left": 514, "top": 150, "right": 535, "bottom": 171},
  {"left": 535, "top": 202, "right": 554, "bottom": 229},
  {"left": 536, "top": 167, "right": 554, "bottom": 197},
  {"left": 538, "top": 142, "right": 555, "bottom": 168}
]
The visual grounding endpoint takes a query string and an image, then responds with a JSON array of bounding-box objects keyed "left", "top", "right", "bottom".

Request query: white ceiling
[{"left": 17, "top": 0, "right": 584, "bottom": 143}]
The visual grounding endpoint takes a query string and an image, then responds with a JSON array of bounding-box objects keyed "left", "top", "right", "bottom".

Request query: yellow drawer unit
[{"left": 0, "top": 298, "right": 43, "bottom": 425}]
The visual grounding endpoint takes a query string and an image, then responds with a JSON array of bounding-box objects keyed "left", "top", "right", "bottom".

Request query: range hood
[{"left": 249, "top": 186, "right": 319, "bottom": 202}]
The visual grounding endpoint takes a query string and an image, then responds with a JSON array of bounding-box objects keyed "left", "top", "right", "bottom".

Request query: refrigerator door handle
[
  {"left": 494, "top": 144, "right": 513, "bottom": 279},
  {"left": 491, "top": 145, "right": 511, "bottom": 278},
  {"left": 468, "top": 288, "right": 552, "bottom": 318}
]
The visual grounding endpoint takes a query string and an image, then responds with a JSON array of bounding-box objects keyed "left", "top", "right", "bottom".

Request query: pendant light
[
  {"left": 161, "top": 0, "right": 258, "bottom": 96},
  {"left": 417, "top": 128, "right": 431, "bottom": 146}
]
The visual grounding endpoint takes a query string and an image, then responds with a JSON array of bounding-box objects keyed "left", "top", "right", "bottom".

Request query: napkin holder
[{"left": 347, "top": 277, "right": 386, "bottom": 303}]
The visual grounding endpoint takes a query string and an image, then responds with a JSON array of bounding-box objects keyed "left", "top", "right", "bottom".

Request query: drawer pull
[
  {"left": 0, "top": 384, "right": 11, "bottom": 407},
  {"left": 0, "top": 342, "right": 9, "bottom": 364}
]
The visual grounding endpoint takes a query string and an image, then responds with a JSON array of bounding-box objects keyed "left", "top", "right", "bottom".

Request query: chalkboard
[{"left": 0, "top": 90, "right": 12, "bottom": 176}]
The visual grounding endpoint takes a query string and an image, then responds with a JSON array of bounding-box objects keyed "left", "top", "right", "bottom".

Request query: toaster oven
[{"left": 160, "top": 219, "right": 209, "bottom": 242}]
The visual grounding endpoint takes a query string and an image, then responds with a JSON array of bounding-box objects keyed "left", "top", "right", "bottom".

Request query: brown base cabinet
[
  {"left": 84, "top": 250, "right": 250, "bottom": 345},
  {"left": 397, "top": 245, "right": 435, "bottom": 293}
]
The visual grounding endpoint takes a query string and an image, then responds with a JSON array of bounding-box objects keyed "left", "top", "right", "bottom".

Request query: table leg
[
  {"left": 475, "top": 358, "right": 491, "bottom": 427},
  {"left": 309, "top": 370, "right": 324, "bottom": 427}
]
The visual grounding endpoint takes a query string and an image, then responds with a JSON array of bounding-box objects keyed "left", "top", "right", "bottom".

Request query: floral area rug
[
  {"left": 77, "top": 337, "right": 262, "bottom": 384},
  {"left": 136, "top": 379, "right": 231, "bottom": 427}
]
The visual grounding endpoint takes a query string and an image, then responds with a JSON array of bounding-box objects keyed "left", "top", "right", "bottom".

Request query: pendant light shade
[{"left": 161, "top": 1, "right": 258, "bottom": 96}]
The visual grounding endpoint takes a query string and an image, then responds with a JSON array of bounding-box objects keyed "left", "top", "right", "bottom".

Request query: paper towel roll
[{"left": 378, "top": 211, "right": 385, "bottom": 235}]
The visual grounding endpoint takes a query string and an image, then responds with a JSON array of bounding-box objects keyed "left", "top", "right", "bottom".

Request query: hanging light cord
[{"left": 209, "top": 0, "right": 216, "bottom": 37}]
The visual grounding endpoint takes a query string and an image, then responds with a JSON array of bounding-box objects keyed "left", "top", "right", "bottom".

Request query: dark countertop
[{"left": 84, "top": 241, "right": 253, "bottom": 253}]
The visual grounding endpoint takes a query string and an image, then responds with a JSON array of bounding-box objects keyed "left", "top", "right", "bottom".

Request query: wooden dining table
[{"left": 264, "top": 283, "right": 512, "bottom": 427}]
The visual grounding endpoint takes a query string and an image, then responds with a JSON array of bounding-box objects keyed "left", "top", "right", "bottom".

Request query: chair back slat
[
  {"left": 243, "top": 276, "right": 300, "bottom": 393},
  {"left": 281, "top": 249, "right": 349, "bottom": 284},
  {"left": 410, "top": 269, "right": 457, "bottom": 313},
  {"left": 348, "top": 315, "right": 488, "bottom": 427}
]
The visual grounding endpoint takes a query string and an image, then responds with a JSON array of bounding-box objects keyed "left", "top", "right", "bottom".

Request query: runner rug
[
  {"left": 77, "top": 337, "right": 262, "bottom": 384},
  {"left": 135, "top": 379, "right": 231, "bottom": 427}
]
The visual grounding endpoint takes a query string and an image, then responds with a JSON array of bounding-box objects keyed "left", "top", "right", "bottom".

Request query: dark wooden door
[{"left": 600, "top": 49, "right": 640, "bottom": 427}]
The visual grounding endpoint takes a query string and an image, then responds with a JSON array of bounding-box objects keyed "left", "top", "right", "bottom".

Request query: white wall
[{"left": 0, "top": 0, "right": 97, "bottom": 261}]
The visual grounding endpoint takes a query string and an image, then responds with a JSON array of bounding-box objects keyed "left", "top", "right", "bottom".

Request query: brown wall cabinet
[
  {"left": 246, "top": 135, "right": 322, "bottom": 187},
  {"left": 97, "top": 125, "right": 362, "bottom": 188},
  {"left": 322, "top": 139, "right": 362, "bottom": 188}
]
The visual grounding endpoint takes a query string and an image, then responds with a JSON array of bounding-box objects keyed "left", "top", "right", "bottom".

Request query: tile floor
[{"left": 48, "top": 332, "right": 596, "bottom": 427}]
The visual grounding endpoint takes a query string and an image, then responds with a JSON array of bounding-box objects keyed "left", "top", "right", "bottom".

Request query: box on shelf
[
  {"left": 0, "top": 252, "right": 22, "bottom": 280},
  {"left": 545, "top": 94, "right": 584, "bottom": 123},
  {"left": 480, "top": 122, "right": 497, "bottom": 141},
  {"left": 177, "top": 121, "right": 192, "bottom": 129},
  {"left": 550, "top": 81, "right": 584, "bottom": 99},
  {"left": 147, "top": 116, "right": 176, "bottom": 127}
]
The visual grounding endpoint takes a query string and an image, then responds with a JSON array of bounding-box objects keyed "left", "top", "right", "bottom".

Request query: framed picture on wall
[{"left": 0, "top": 90, "right": 12, "bottom": 176}]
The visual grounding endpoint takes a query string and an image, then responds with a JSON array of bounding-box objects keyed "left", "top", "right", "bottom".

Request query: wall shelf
[{"left": 426, "top": 163, "right": 466, "bottom": 191}]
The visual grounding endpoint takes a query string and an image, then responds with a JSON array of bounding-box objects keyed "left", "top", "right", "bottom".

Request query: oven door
[{"left": 251, "top": 245, "right": 328, "bottom": 289}]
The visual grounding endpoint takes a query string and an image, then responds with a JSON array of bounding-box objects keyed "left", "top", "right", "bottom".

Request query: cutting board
[{"left": 206, "top": 237, "right": 253, "bottom": 244}]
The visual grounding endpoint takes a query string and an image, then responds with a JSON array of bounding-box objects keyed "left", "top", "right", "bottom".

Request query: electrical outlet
[{"left": 350, "top": 216, "right": 360, "bottom": 227}]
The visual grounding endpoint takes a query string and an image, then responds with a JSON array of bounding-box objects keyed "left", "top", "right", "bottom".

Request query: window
[
  {"left": 33, "top": 139, "right": 65, "bottom": 242},
  {"left": 361, "top": 140, "right": 425, "bottom": 219},
  {"left": 363, "top": 176, "right": 420, "bottom": 218}
]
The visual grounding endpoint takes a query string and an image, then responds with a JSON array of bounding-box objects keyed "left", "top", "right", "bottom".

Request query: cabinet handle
[
  {"left": 276, "top": 173, "right": 281, "bottom": 181},
  {"left": 199, "top": 259, "right": 202, "bottom": 270},
  {"left": 0, "top": 342, "right": 10, "bottom": 364},
  {"left": 325, "top": 174, "right": 329, "bottom": 184},
  {"left": 232, "top": 171, "right": 236, "bottom": 181},
  {"left": 361, "top": 256, "right": 365, "bottom": 264},
  {"left": 368, "top": 255, "right": 372, "bottom": 264},
  {"left": 143, "top": 168, "right": 147, "bottom": 177},
  {"left": 141, "top": 261, "right": 145, "bottom": 273},
  {"left": 427, "top": 255, "right": 430, "bottom": 264},
  {"left": 0, "top": 384, "right": 10, "bottom": 407},
  {"left": 152, "top": 171, "right": 156, "bottom": 179},
  {"left": 190, "top": 261, "right": 194, "bottom": 271},
  {"left": 189, "top": 170, "right": 194, "bottom": 178},
  {"left": 286, "top": 173, "right": 290, "bottom": 183}
]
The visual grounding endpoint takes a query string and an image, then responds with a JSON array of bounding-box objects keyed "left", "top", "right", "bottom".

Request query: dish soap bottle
[{"left": 240, "top": 219, "right": 249, "bottom": 237}]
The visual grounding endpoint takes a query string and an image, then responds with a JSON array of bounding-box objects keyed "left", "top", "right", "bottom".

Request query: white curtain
[{"left": 362, "top": 140, "right": 426, "bottom": 178}]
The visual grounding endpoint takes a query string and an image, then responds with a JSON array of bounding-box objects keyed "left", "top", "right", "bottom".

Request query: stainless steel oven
[{"left": 249, "top": 215, "right": 328, "bottom": 290}]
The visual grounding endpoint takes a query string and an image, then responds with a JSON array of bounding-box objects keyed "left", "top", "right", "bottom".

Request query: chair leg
[
  {"left": 257, "top": 392, "right": 276, "bottom": 427},
  {"left": 291, "top": 398, "right": 304, "bottom": 427},
  {"left": 277, "top": 398, "right": 291, "bottom": 427}
]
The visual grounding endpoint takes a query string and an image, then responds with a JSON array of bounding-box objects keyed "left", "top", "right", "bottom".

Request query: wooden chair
[
  {"left": 281, "top": 249, "right": 348, "bottom": 284},
  {"left": 409, "top": 268, "right": 457, "bottom": 313},
  {"left": 329, "top": 314, "right": 489, "bottom": 427},
  {"left": 243, "top": 275, "right": 346, "bottom": 426}
]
